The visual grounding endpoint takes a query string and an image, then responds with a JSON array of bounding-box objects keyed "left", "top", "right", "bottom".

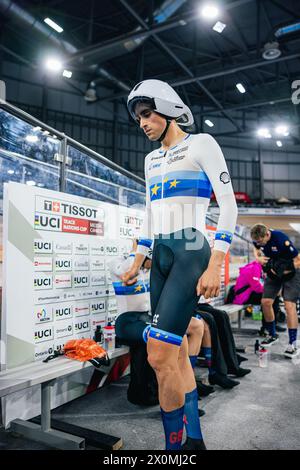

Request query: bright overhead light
[
  {"left": 257, "top": 128, "right": 272, "bottom": 138},
  {"left": 205, "top": 119, "right": 214, "bottom": 127},
  {"left": 275, "top": 125, "right": 289, "bottom": 136},
  {"left": 43, "top": 130, "right": 50, "bottom": 135},
  {"left": 33, "top": 126, "right": 41, "bottom": 132},
  {"left": 7, "top": 170, "right": 14, "bottom": 175},
  {"left": 26, "top": 180, "right": 36, "bottom": 186},
  {"left": 63, "top": 69, "right": 72, "bottom": 78},
  {"left": 236, "top": 83, "right": 246, "bottom": 94},
  {"left": 276, "top": 140, "right": 283, "bottom": 147},
  {"left": 25, "top": 134, "right": 39, "bottom": 143},
  {"left": 201, "top": 4, "right": 219, "bottom": 20},
  {"left": 45, "top": 57, "right": 62, "bottom": 72},
  {"left": 213, "top": 21, "right": 226, "bottom": 33},
  {"left": 44, "top": 17, "right": 63, "bottom": 33}
]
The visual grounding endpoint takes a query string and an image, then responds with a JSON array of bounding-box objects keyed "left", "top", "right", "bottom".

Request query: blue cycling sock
[
  {"left": 202, "top": 347, "right": 215, "bottom": 374},
  {"left": 189, "top": 355, "right": 198, "bottom": 369},
  {"left": 160, "top": 405, "right": 184, "bottom": 450},
  {"left": 184, "top": 388, "right": 203, "bottom": 440},
  {"left": 265, "top": 321, "right": 276, "bottom": 337},
  {"left": 288, "top": 328, "right": 298, "bottom": 345}
]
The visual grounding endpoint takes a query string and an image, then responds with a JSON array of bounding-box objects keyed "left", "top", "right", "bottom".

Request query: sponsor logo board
[
  {"left": 74, "top": 258, "right": 89, "bottom": 271},
  {"left": 55, "top": 321, "right": 73, "bottom": 339},
  {"left": 34, "top": 274, "right": 53, "bottom": 290},
  {"left": 55, "top": 257, "right": 72, "bottom": 271},
  {"left": 34, "top": 305, "right": 53, "bottom": 324},
  {"left": 54, "top": 274, "right": 72, "bottom": 289},
  {"left": 34, "top": 257, "right": 53, "bottom": 272},
  {"left": 73, "top": 274, "right": 90, "bottom": 288},
  {"left": 54, "top": 242, "right": 73, "bottom": 254},
  {"left": 34, "top": 326, "right": 54, "bottom": 343},
  {"left": 34, "top": 240, "right": 53, "bottom": 254},
  {"left": 54, "top": 304, "right": 73, "bottom": 320},
  {"left": 74, "top": 302, "right": 90, "bottom": 317},
  {"left": 34, "top": 342, "right": 54, "bottom": 362},
  {"left": 74, "top": 320, "right": 90, "bottom": 333}
]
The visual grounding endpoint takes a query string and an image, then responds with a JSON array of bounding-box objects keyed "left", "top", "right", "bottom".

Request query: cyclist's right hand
[{"left": 121, "top": 268, "right": 139, "bottom": 285}]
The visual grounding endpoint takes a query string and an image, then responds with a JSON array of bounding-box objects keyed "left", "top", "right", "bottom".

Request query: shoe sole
[
  {"left": 284, "top": 351, "right": 300, "bottom": 359},
  {"left": 261, "top": 338, "right": 279, "bottom": 347}
]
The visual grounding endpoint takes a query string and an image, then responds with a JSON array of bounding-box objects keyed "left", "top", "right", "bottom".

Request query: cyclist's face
[{"left": 134, "top": 103, "right": 166, "bottom": 141}]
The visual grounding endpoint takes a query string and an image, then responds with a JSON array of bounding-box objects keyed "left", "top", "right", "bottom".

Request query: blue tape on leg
[
  {"left": 142, "top": 324, "right": 151, "bottom": 343},
  {"left": 149, "top": 327, "right": 183, "bottom": 347}
]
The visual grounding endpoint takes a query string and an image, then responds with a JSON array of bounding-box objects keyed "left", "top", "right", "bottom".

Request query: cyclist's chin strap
[{"left": 156, "top": 118, "right": 171, "bottom": 142}]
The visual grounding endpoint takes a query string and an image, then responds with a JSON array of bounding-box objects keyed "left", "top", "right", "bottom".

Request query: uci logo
[
  {"left": 74, "top": 276, "right": 88, "bottom": 285},
  {"left": 35, "top": 328, "right": 52, "bottom": 340},
  {"left": 34, "top": 241, "right": 52, "bottom": 251},
  {"left": 55, "top": 307, "right": 71, "bottom": 317},
  {"left": 120, "top": 227, "right": 134, "bottom": 237},
  {"left": 34, "top": 277, "right": 52, "bottom": 287},
  {"left": 106, "top": 246, "right": 118, "bottom": 254},
  {"left": 91, "top": 302, "right": 105, "bottom": 312},
  {"left": 56, "top": 260, "right": 71, "bottom": 269},
  {"left": 35, "top": 214, "right": 60, "bottom": 229},
  {"left": 75, "top": 321, "right": 89, "bottom": 331}
]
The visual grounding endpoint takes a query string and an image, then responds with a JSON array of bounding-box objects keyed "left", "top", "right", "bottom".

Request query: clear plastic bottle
[
  {"left": 103, "top": 322, "right": 116, "bottom": 351},
  {"left": 258, "top": 346, "right": 268, "bottom": 368}
]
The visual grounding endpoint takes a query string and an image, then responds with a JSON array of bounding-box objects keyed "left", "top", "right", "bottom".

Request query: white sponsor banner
[
  {"left": 2, "top": 182, "right": 143, "bottom": 427},
  {"left": 34, "top": 257, "right": 53, "bottom": 272}
]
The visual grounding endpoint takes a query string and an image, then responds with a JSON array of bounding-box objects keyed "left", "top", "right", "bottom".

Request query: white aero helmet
[{"left": 127, "top": 79, "right": 194, "bottom": 126}]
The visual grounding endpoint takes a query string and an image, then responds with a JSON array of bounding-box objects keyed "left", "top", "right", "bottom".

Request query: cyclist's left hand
[{"left": 196, "top": 267, "right": 221, "bottom": 299}]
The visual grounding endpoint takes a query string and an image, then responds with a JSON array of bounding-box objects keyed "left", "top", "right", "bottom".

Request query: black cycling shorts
[{"left": 149, "top": 228, "right": 211, "bottom": 345}]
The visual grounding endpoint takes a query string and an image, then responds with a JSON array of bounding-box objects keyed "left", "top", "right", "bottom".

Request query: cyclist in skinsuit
[{"left": 122, "top": 80, "right": 238, "bottom": 450}]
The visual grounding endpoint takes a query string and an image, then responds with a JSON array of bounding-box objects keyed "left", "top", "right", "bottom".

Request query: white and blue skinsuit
[{"left": 136, "top": 132, "right": 238, "bottom": 346}]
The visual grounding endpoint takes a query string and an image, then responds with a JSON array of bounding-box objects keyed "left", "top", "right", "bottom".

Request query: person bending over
[
  {"left": 251, "top": 223, "right": 300, "bottom": 358},
  {"left": 122, "top": 80, "right": 238, "bottom": 450}
]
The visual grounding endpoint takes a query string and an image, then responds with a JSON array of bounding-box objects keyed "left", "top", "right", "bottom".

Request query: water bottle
[
  {"left": 258, "top": 346, "right": 268, "bottom": 368},
  {"left": 103, "top": 322, "right": 116, "bottom": 351},
  {"left": 254, "top": 339, "right": 260, "bottom": 355},
  {"left": 93, "top": 325, "right": 104, "bottom": 345},
  {"left": 252, "top": 305, "right": 262, "bottom": 321}
]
